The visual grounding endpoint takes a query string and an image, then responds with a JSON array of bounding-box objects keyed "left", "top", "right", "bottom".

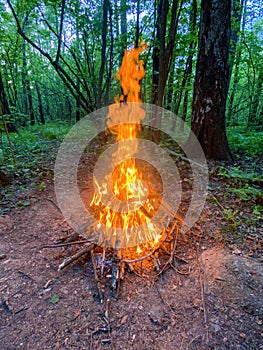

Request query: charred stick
[
  {"left": 153, "top": 254, "right": 160, "bottom": 271},
  {"left": 91, "top": 249, "right": 104, "bottom": 303},
  {"left": 101, "top": 248, "right": 106, "bottom": 276},
  {"left": 111, "top": 263, "right": 119, "bottom": 290}
]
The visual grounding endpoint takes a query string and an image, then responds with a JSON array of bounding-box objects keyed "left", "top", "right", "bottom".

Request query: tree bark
[{"left": 191, "top": 0, "right": 232, "bottom": 161}]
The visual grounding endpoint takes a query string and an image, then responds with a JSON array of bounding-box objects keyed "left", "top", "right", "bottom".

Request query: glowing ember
[{"left": 90, "top": 42, "right": 165, "bottom": 254}]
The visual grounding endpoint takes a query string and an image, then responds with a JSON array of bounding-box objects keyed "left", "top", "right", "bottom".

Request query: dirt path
[
  {"left": 0, "top": 140, "right": 262, "bottom": 350},
  {"left": 0, "top": 176, "right": 262, "bottom": 350}
]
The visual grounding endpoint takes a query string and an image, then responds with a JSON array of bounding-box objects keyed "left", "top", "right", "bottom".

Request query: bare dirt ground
[{"left": 0, "top": 147, "right": 262, "bottom": 350}]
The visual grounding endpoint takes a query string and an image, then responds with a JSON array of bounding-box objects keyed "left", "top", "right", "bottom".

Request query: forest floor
[{"left": 0, "top": 137, "right": 262, "bottom": 350}]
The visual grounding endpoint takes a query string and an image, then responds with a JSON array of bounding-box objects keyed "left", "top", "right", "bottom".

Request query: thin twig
[
  {"left": 42, "top": 240, "right": 92, "bottom": 248},
  {"left": 44, "top": 198, "right": 62, "bottom": 213},
  {"left": 196, "top": 248, "right": 209, "bottom": 346}
]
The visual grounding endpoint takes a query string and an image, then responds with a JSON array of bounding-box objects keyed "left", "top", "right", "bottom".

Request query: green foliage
[
  {"left": 31, "top": 123, "right": 71, "bottom": 141},
  {"left": 227, "top": 127, "right": 263, "bottom": 156},
  {"left": 252, "top": 205, "right": 263, "bottom": 217},
  {"left": 216, "top": 165, "right": 262, "bottom": 205},
  {"left": 230, "top": 184, "right": 263, "bottom": 201},
  {"left": 50, "top": 294, "right": 60, "bottom": 304},
  {"left": 0, "top": 121, "right": 70, "bottom": 174},
  {"left": 223, "top": 208, "right": 241, "bottom": 231},
  {"left": 216, "top": 165, "right": 262, "bottom": 182}
]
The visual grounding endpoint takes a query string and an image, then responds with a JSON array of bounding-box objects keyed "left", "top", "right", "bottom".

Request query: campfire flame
[{"left": 90, "top": 42, "right": 164, "bottom": 253}]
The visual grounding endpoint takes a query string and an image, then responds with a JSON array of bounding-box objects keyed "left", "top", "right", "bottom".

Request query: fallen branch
[{"left": 58, "top": 243, "right": 95, "bottom": 271}]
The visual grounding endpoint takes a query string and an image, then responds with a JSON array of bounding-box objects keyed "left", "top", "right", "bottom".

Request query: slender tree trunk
[
  {"left": 0, "top": 71, "right": 16, "bottom": 132},
  {"left": 227, "top": 0, "right": 246, "bottom": 121},
  {"left": 228, "top": 48, "right": 242, "bottom": 122},
  {"left": 21, "top": 14, "right": 35, "bottom": 125},
  {"left": 26, "top": 80, "right": 35, "bottom": 125},
  {"left": 151, "top": 0, "right": 182, "bottom": 143},
  {"left": 35, "top": 82, "right": 45, "bottom": 124},
  {"left": 135, "top": 0, "right": 140, "bottom": 46},
  {"left": 120, "top": 0, "right": 127, "bottom": 48},
  {"left": 228, "top": 0, "right": 246, "bottom": 80},
  {"left": 191, "top": 0, "right": 232, "bottom": 161},
  {"left": 166, "top": 54, "right": 176, "bottom": 110},
  {"left": 97, "top": 0, "right": 108, "bottom": 108},
  {"left": 180, "top": 0, "right": 197, "bottom": 129},
  {"left": 151, "top": 0, "right": 169, "bottom": 107},
  {"left": 105, "top": 1, "right": 114, "bottom": 106},
  {"left": 75, "top": 1, "right": 81, "bottom": 122},
  {"left": 22, "top": 37, "right": 28, "bottom": 119},
  {"left": 249, "top": 70, "right": 263, "bottom": 126}
]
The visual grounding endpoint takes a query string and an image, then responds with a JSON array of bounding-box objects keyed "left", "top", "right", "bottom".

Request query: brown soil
[{"left": 0, "top": 153, "right": 262, "bottom": 350}]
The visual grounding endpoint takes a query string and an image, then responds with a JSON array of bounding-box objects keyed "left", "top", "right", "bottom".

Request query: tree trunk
[
  {"left": 97, "top": 0, "right": 108, "bottom": 109},
  {"left": 227, "top": 0, "right": 246, "bottom": 122},
  {"left": 180, "top": 0, "right": 197, "bottom": 129},
  {"left": 135, "top": 0, "right": 140, "bottom": 46},
  {"left": 120, "top": 0, "right": 127, "bottom": 50},
  {"left": 22, "top": 37, "right": 29, "bottom": 118},
  {"left": 249, "top": 70, "right": 263, "bottom": 127},
  {"left": 228, "top": 0, "right": 246, "bottom": 80},
  {"left": 35, "top": 82, "right": 45, "bottom": 124},
  {"left": 21, "top": 14, "right": 35, "bottom": 125},
  {"left": 227, "top": 48, "right": 241, "bottom": 122},
  {"left": 0, "top": 71, "right": 16, "bottom": 132},
  {"left": 191, "top": 0, "right": 232, "bottom": 161},
  {"left": 105, "top": 1, "right": 114, "bottom": 106},
  {"left": 151, "top": 0, "right": 182, "bottom": 143}
]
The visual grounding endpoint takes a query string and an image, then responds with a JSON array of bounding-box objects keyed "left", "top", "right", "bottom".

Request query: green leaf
[
  {"left": 16, "top": 200, "right": 31, "bottom": 207},
  {"left": 50, "top": 294, "right": 60, "bottom": 304}
]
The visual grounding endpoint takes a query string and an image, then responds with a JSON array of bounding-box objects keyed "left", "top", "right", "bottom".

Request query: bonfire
[{"left": 54, "top": 43, "right": 184, "bottom": 302}]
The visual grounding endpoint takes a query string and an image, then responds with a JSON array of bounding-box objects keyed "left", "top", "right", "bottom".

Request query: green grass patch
[{"left": 0, "top": 121, "right": 71, "bottom": 174}]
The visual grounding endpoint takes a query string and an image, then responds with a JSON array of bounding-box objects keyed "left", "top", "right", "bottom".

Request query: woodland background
[{"left": 0, "top": 0, "right": 262, "bottom": 169}]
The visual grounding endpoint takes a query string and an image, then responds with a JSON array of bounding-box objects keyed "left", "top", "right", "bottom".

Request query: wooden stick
[
  {"left": 165, "top": 148, "right": 207, "bottom": 169},
  {"left": 58, "top": 243, "right": 94, "bottom": 271},
  {"left": 159, "top": 198, "right": 186, "bottom": 226}
]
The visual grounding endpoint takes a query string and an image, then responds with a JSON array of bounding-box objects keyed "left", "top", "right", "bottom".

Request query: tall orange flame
[{"left": 90, "top": 42, "right": 163, "bottom": 251}]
